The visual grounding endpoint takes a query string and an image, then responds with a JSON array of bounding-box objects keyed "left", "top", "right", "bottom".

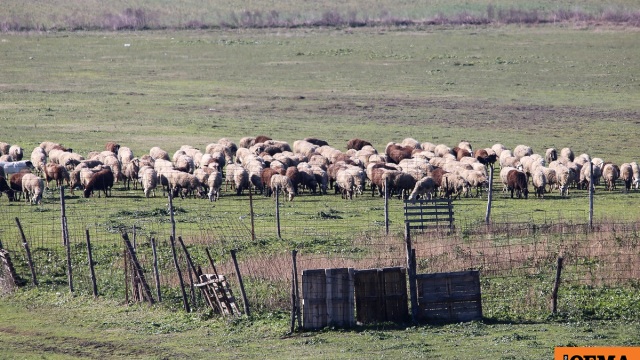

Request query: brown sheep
[
  {"left": 105, "top": 142, "right": 120, "bottom": 154},
  {"left": 385, "top": 143, "right": 414, "bottom": 164},
  {"left": 84, "top": 168, "right": 114, "bottom": 198},
  {"left": 285, "top": 166, "right": 302, "bottom": 195},
  {"left": 474, "top": 149, "right": 497, "bottom": 168},
  {"left": 506, "top": 170, "right": 529, "bottom": 199},
  {"left": 346, "top": 138, "right": 373, "bottom": 151},
  {"left": 254, "top": 135, "right": 273, "bottom": 144},
  {"left": 260, "top": 167, "right": 281, "bottom": 197},
  {"left": 44, "top": 163, "right": 70, "bottom": 190},
  {"left": 9, "top": 170, "right": 32, "bottom": 201}
]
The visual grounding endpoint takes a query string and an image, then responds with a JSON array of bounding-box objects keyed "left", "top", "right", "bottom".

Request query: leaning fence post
[
  {"left": 15, "top": 217, "right": 37, "bottom": 286},
  {"left": 86, "top": 229, "right": 98, "bottom": 298},
  {"left": 231, "top": 249, "right": 250, "bottom": 317},
  {"left": 150, "top": 238, "right": 162, "bottom": 302},
  {"left": 552, "top": 257, "right": 564, "bottom": 314}
]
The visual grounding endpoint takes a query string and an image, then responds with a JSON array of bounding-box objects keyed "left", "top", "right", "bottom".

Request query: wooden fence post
[
  {"left": 384, "top": 177, "right": 389, "bottom": 235},
  {"left": 15, "top": 218, "right": 37, "bottom": 286},
  {"left": 589, "top": 161, "right": 594, "bottom": 230},
  {"left": 231, "top": 249, "right": 250, "bottom": 317},
  {"left": 405, "top": 222, "right": 418, "bottom": 322},
  {"left": 86, "top": 229, "right": 98, "bottom": 298},
  {"left": 485, "top": 165, "right": 494, "bottom": 225},
  {"left": 64, "top": 216, "right": 73, "bottom": 293},
  {"left": 122, "top": 233, "right": 154, "bottom": 304},
  {"left": 275, "top": 187, "right": 281, "bottom": 238},
  {"left": 170, "top": 235, "right": 190, "bottom": 312},
  {"left": 290, "top": 250, "right": 301, "bottom": 333},
  {"left": 150, "top": 238, "right": 162, "bottom": 302},
  {"left": 552, "top": 257, "right": 564, "bottom": 314}
]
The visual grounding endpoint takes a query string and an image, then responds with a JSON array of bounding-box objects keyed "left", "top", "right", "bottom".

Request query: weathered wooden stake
[
  {"left": 15, "top": 218, "right": 37, "bottom": 286},
  {"left": 177, "top": 236, "right": 199, "bottom": 308},
  {"left": 552, "top": 257, "right": 564, "bottom": 314},
  {"left": 205, "top": 247, "right": 219, "bottom": 277},
  {"left": 405, "top": 222, "right": 418, "bottom": 322},
  {"left": 384, "top": 177, "right": 389, "bottom": 235},
  {"left": 249, "top": 186, "right": 256, "bottom": 241},
  {"left": 170, "top": 235, "right": 190, "bottom": 312},
  {"left": 122, "top": 233, "right": 154, "bottom": 304},
  {"left": 231, "top": 249, "right": 250, "bottom": 317},
  {"left": 60, "top": 187, "right": 67, "bottom": 246},
  {"left": 485, "top": 165, "right": 494, "bottom": 225},
  {"left": 86, "top": 230, "right": 98, "bottom": 298},
  {"left": 150, "top": 238, "right": 162, "bottom": 302},
  {"left": 168, "top": 193, "right": 176, "bottom": 243},
  {"left": 292, "top": 250, "right": 301, "bottom": 330},
  {"left": 123, "top": 247, "right": 129, "bottom": 303},
  {"left": 275, "top": 187, "right": 281, "bottom": 238},
  {"left": 64, "top": 217, "right": 73, "bottom": 293}
]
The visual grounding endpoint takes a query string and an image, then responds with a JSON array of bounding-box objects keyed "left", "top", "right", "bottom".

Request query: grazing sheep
[
  {"left": 44, "top": 163, "right": 70, "bottom": 190},
  {"left": 225, "top": 164, "right": 249, "bottom": 195},
  {"left": 270, "top": 174, "right": 295, "bottom": 201},
  {"left": 408, "top": 176, "right": 435, "bottom": 200},
  {"left": 285, "top": 166, "right": 302, "bottom": 194},
  {"left": 385, "top": 143, "right": 414, "bottom": 164},
  {"left": 541, "top": 167, "right": 558, "bottom": 193},
  {"left": 554, "top": 164, "right": 575, "bottom": 197},
  {"left": 474, "top": 149, "right": 497, "bottom": 168},
  {"left": 122, "top": 158, "right": 140, "bottom": 190},
  {"left": 169, "top": 172, "right": 205, "bottom": 199},
  {"left": 105, "top": 142, "right": 120, "bottom": 154},
  {"left": 297, "top": 163, "right": 319, "bottom": 194},
  {"left": 0, "top": 142, "right": 10, "bottom": 155},
  {"left": 434, "top": 144, "right": 453, "bottom": 157},
  {"left": 102, "top": 154, "right": 122, "bottom": 182},
  {"left": 461, "top": 169, "right": 488, "bottom": 198},
  {"left": 620, "top": 163, "right": 633, "bottom": 192},
  {"left": 440, "top": 173, "right": 468, "bottom": 200},
  {"left": 39, "top": 141, "right": 71, "bottom": 155},
  {"left": 335, "top": 170, "right": 355, "bottom": 200},
  {"left": 347, "top": 138, "right": 373, "bottom": 151},
  {"left": 0, "top": 155, "right": 13, "bottom": 162},
  {"left": 60, "top": 152, "right": 85, "bottom": 171},
  {"left": 207, "top": 168, "right": 223, "bottom": 201},
  {"left": 174, "top": 154, "right": 195, "bottom": 174},
  {"left": 117, "top": 146, "right": 134, "bottom": 165},
  {"left": 602, "top": 163, "right": 620, "bottom": 191},
  {"left": 9, "top": 170, "right": 32, "bottom": 201},
  {"left": 506, "top": 170, "right": 528, "bottom": 199},
  {"left": 84, "top": 168, "right": 114, "bottom": 198},
  {"left": 1, "top": 160, "right": 35, "bottom": 176},
  {"left": 139, "top": 166, "right": 158, "bottom": 198},
  {"left": 0, "top": 176, "right": 15, "bottom": 201},
  {"left": 260, "top": 167, "right": 280, "bottom": 197},
  {"left": 344, "top": 166, "right": 365, "bottom": 196},
  {"left": 239, "top": 136, "right": 256, "bottom": 149},
  {"left": 500, "top": 166, "right": 517, "bottom": 193},
  {"left": 21, "top": 173, "right": 44, "bottom": 205},
  {"left": 545, "top": 148, "right": 558, "bottom": 164},
  {"left": 9, "top": 145, "right": 24, "bottom": 161},
  {"left": 293, "top": 140, "right": 320, "bottom": 158},
  {"left": 531, "top": 169, "right": 547, "bottom": 198},
  {"left": 311, "top": 165, "right": 329, "bottom": 195}
]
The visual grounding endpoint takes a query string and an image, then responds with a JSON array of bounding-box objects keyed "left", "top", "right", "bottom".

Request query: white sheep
[
  {"left": 149, "top": 146, "right": 170, "bottom": 161},
  {"left": 30, "top": 147, "right": 47, "bottom": 176},
  {"left": 631, "top": 162, "right": 640, "bottom": 190},
  {"left": 531, "top": 169, "right": 547, "bottom": 198},
  {"left": 602, "top": 163, "right": 620, "bottom": 191},
  {"left": 225, "top": 163, "right": 249, "bottom": 195},
  {"left": 140, "top": 166, "right": 158, "bottom": 198},
  {"left": 21, "top": 173, "right": 44, "bottom": 205},
  {"left": 270, "top": 174, "right": 295, "bottom": 201},
  {"left": 513, "top": 145, "right": 533, "bottom": 159},
  {"left": 207, "top": 168, "right": 223, "bottom": 201},
  {"left": 620, "top": 163, "right": 633, "bottom": 192},
  {"left": 335, "top": 170, "right": 355, "bottom": 200},
  {"left": 8, "top": 145, "right": 24, "bottom": 161},
  {"left": 408, "top": 176, "right": 435, "bottom": 200}
]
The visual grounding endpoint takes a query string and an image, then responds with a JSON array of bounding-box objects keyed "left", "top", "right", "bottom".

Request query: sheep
[
  {"left": 0, "top": 176, "right": 15, "bottom": 201},
  {"left": 84, "top": 168, "right": 114, "bottom": 198},
  {"left": 207, "top": 168, "right": 223, "bottom": 201},
  {"left": 500, "top": 166, "right": 517, "bottom": 193},
  {"left": 254, "top": 135, "right": 273, "bottom": 144},
  {"left": 620, "top": 163, "right": 633, "bottom": 192},
  {"left": 239, "top": 136, "right": 256, "bottom": 149},
  {"left": 578, "top": 162, "right": 601, "bottom": 190},
  {"left": 0, "top": 155, "right": 12, "bottom": 162},
  {"left": 174, "top": 154, "right": 195, "bottom": 174},
  {"left": 169, "top": 172, "right": 205, "bottom": 199},
  {"left": 344, "top": 166, "right": 365, "bottom": 196},
  {"left": 9, "top": 145, "right": 24, "bottom": 161},
  {"left": 303, "top": 137, "right": 329, "bottom": 147},
  {"left": 531, "top": 169, "right": 547, "bottom": 198},
  {"left": 139, "top": 166, "right": 158, "bottom": 198},
  {"left": 9, "top": 170, "right": 32, "bottom": 201},
  {"left": 244, "top": 159, "right": 265, "bottom": 193},
  {"left": 39, "top": 141, "right": 71, "bottom": 155},
  {"left": 102, "top": 154, "right": 122, "bottom": 182},
  {"left": 30, "top": 147, "right": 47, "bottom": 175},
  {"left": 453, "top": 146, "right": 471, "bottom": 161},
  {"left": 44, "top": 163, "right": 70, "bottom": 190},
  {"left": 270, "top": 174, "right": 295, "bottom": 201},
  {"left": 602, "top": 163, "right": 620, "bottom": 191},
  {"left": 60, "top": 152, "right": 85, "bottom": 171},
  {"left": 631, "top": 162, "right": 640, "bottom": 190},
  {"left": 541, "top": 167, "right": 558, "bottom": 193},
  {"left": 285, "top": 166, "right": 302, "bottom": 194},
  {"left": 440, "top": 172, "right": 468, "bottom": 200},
  {"left": 555, "top": 164, "right": 575, "bottom": 197},
  {"left": 311, "top": 165, "right": 329, "bottom": 195},
  {"left": 460, "top": 170, "right": 488, "bottom": 198},
  {"left": 545, "top": 148, "right": 558, "bottom": 164},
  {"left": 117, "top": 146, "right": 134, "bottom": 165},
  {"left": 474, "top": 149, "right": 497, "bottom": 168},
  {"left": 434, "top": 144, "right": 453, "bottom": 157},
  {"left": 122, "top": 158, "right": 140, "bottom": 190},
  {"left": 149, "top": 146, "right": 170, "bottom": 161},
  {"left": 75, "top": 159, "right": 104, "bottom": 170},
  {"left": 225, "top": 164, "right": 249, "bottom": 195},
  {"left": 293, "top": 140, "right": 320, "bottom": 158},
  {"left": 105, "top": 142, "right": 120, "bottom": 154},
  {"left": 560, "top": 147, "right": 574, "bottom": 162},
  {"left": 506, "top": 170, "right": 528, "bottom": 199},
  {"left": 385, "top": 143, "right": 413, "bottom": 164},
  {"left": 347, "top": 138, "right": 373, "bottom": 151},
  {"left": 335, "top": 170, "right": 355, "bottom": 200},
  {"left": 139, "top": 154, "right": 155, "bottom": 168},
  {"left": 260, "top": 167, "right": 280, "bottom": 197},
  {"left": 297, "top": 163, "right": 319, "bottom": 194},
  {"left": 0, "top": 142, "right": 10, "bottom": 155},
  {"left": 513, "top": 145, "right": 533, "bottom": 159},
  {"left": 1, "top": 160, "right": 35, "bottom": 176},
  {"left": 22, "top": 173, "right": 44, "bottom": 205},
  {"left": 408, "top": 176, "right": 436, "bottom": 200}
]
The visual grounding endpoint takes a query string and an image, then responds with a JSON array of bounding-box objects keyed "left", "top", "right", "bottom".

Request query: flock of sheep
[{"left": 0, "top": 137, "right": 639, "bottom": 206}]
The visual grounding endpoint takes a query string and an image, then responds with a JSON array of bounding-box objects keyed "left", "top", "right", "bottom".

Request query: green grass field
[{"left": 1, "top": 12, "right": 640, "bottom": 359}]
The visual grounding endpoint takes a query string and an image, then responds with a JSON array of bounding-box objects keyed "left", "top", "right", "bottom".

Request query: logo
[{"left": 555, "top": 347, "right": 640, "bottom": 360}]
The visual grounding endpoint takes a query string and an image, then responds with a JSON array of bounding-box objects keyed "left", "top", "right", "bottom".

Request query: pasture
[{"left": 1, "top": 24, "right": 640, "bottom": 359}]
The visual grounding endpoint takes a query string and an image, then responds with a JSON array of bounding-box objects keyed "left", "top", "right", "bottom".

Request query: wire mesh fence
[{"left": 1, "top": 187, "right": 639, "bottom": 323}]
